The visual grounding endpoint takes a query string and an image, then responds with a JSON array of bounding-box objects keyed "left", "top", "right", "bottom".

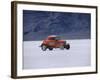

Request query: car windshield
[
  {"left": 55, "top": 37, "right": 60, "bottom": 40},
  {"left": 48, "top": 36, "right": 60, "bottom": 40}
]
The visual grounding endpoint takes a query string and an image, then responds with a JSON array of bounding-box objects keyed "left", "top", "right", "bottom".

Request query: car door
[{"left": 48, "top": 37, "right": 56, "bottom": 47}]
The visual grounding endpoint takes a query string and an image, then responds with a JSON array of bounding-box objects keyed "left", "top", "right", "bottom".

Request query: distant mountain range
[{"left": 23, "top": 10, "right": 91, "bottom": 41}]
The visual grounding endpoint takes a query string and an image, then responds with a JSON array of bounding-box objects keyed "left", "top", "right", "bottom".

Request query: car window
[
  {"left": 49, "top": 37, "right": 55, "bottom": 40},
  {"left": 55, "top": 37, "right": 60, "bottom": 40},
  {"left": 48, "top": 37, "right": 60, "bottom": 40}
]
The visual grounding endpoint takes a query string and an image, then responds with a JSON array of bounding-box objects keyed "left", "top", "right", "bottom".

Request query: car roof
[{"left": 48, "top": 35, "right": 57, "bottom": 38}]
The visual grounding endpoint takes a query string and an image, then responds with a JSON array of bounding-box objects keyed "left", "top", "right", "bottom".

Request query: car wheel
[
  {"left": 41, "top": 45, "right": 47, "bottom": 51},
  {"left": 65, "top": 44, "right": 70, "bottom": 49},
  {"left": 49, "top": 47, "right": 53, "bottom": 50},
  {"left": 60, "top": 46, "right": 64, "bottom": 50}
]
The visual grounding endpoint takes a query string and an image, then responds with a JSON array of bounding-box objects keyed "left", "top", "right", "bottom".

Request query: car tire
[
  {"left": 41, "top": 45, "right": 47, "bottom": 51},
  {"left": 49, "top": 47, "right": 53, "bottom": 50},
  {"left": 60, "top": 46, "right": 64, "bottom": 50},
  {"left": 65, "top": 44, "right": 70, "bottom": 49}
]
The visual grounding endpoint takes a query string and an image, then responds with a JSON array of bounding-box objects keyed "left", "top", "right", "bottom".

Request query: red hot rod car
[{"left": 40, "top": 35, "right": 70, "bottom": 51}]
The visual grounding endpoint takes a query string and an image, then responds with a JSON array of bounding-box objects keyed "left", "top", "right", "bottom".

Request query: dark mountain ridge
[{"left": 23, "top": 10, "right": 91, "bottom": 41}]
